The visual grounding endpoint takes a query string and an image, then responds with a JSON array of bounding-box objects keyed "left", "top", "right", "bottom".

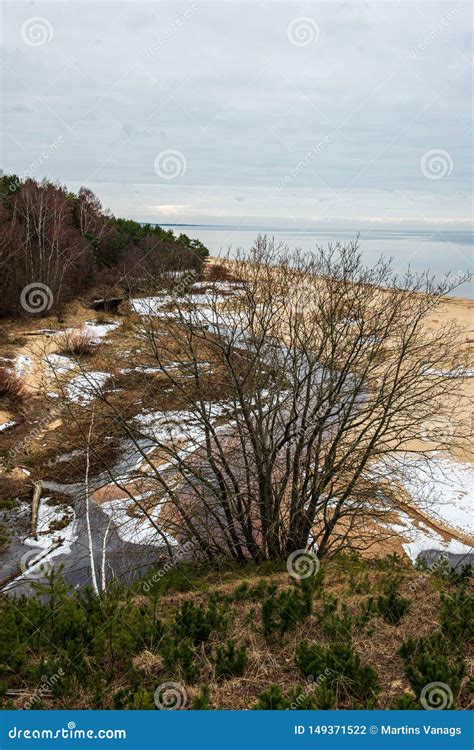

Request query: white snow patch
[
  {"left": 388, "top": 511, "right": 472, "bottom": 562},
  {"left": 130, "top": 290, "right": 232, "bottom": 318},
  {"left": 101, "top": 498, "right": 176, "bottom": 548},
  {"left": 44, "top": 353, "right": 75, "bottom": 374},
  {"left": 3, "top": 497, "right": 78, "bottom": 591},
  {"left": 84, "top": 321, "right": 119, "bottom": 340},
  {"left": 136, "top": 404, "right": 231, "bottom": 445},
  {"left": 130, "top": 296, "right": 178, "bottom": 316},
  {"left": 397, "top": 454, "right": 474, "bottom": 536},
  {"left": 15, "top": 355, "right": 33, "bottom": 377},
  {"left": 0, "top": 420, "right": 16, "bottom": 432},
  {"left": 425, "top": 367, "right": 474, "bottom": 378},
  {"left": 2, "top": 498, "right": 78, "bottom": 591},
  {"left": 66, "top": 371, "right": 110, "bottom": 404}
]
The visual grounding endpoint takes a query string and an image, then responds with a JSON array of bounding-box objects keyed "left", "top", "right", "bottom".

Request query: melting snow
[
  {"left": 388, "top": 511, "right": 472, "bottom": 562},
  {"left": 425, "top": 367, "right": 474, "bottom": 378},
  {"left": 44, "top": 353, "right": 75, "bottom": 374},
  {"left": 397, "top": 454, "right": 474, "bottom": 536},
  {"left": 135, "top": 404, "right": 231, "bottom": 445},
  {"left": 15, "top": 355, "right": 33, "bottom": 377},
  {"left": 3, "top": 498, "right": 78, "bottom": 591},
  {"left": 66, "top": 371, "right": 110, "bottom": 404},
  {"left": 84, "top": 321, "right": 119, "bottom": 340},
  {"left": 100, "top": 498, "right": 177, "bottom": 548}
]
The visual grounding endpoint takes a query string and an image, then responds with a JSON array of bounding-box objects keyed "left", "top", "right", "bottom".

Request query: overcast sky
[{"left": 1, "top": 0, "right": 472, "bottom": 228}]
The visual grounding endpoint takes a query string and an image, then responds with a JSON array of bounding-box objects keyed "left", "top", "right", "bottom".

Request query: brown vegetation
[{"left": 0, "top": 369, "right": 27, "bottom": 406}]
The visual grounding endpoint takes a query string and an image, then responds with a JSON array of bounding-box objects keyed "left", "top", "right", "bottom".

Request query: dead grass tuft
[
  {"left": 56, "top": 330, "right": 96, "bottom": 356},
  {"left": 132, "top": 650, "right": 165, "bottom": 676},
  {"left": 0, "top": 368, "right": 28, "bottom": 406}
]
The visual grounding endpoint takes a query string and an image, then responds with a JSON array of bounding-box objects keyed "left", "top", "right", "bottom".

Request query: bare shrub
[
  {"left": 207, "top": 262, "right": 232, "bottom": 281},
  {"left": 48, "top": 237, "right": 471, "bottom": 564}
]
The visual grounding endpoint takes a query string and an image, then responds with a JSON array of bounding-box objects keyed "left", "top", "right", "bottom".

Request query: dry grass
[
  {"left": 55, "top": 330, "right": 96, "bottom": 356},
  {"left": 0, "top": 368, "right": 27, "bottom": 406},
  {"left": 150, "top": 558, "right": 471, "bottom": 710},
  {"left": 206, "top": 262, "right": 243, "bottom": 283}
]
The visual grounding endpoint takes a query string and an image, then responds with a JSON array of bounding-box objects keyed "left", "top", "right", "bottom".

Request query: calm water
[{"left": 164, "top": 225, "right": 474, "bottom": 299}]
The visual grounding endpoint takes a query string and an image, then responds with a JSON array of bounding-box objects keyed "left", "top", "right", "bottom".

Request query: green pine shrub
[
  {"left": 128, "top": 687, "right": 156, "bottom": 709},
  {"left": 295, "top": 640, "right": 379, "bottom": 706},
  {"left": 375, "top": 576, "right": 410, "bottom": 625},
  {"left": 254, "top": 684, "right": 289, "bottom": 709},
  {"left": 261, "top": 585, "right": 307, "bottom": 637},
  {"left": 261, "top": 570, "right": 323, "bottom": 638},
  {"left": 398, "top": 633, "right": 465, "bottom": 707},
  {"left": 319, "top": 596, "right": 353, "bottom": 639},
  {"left": 160, "top": 637, "right": 199, "bottom": 683},
  {"left": 253, "top": 683, "right": 336, "bottom": 710},
  {"left": 227, "top": 580, "right": 270, "bottom": 602},
  {"left": 439, "top": 585, "right": 473, "bottom": 642},
  {"left": 192, "top": 684, "right": 212, "bottom": 709},
  {"left": 391, "top": 692, "right": 421, "bottom": 709},
  {"left": 214, "top": 640, "right": 248, "bottom": 680},
  {"left": 172, "top": 598, "right": 227, "bottom": 645}
]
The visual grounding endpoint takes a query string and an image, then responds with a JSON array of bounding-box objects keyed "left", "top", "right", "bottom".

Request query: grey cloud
[{"left": 1, "top": 0, "right": 471, "bottom": 226}]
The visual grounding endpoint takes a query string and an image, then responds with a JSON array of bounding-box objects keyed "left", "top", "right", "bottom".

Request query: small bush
[
  {"left": 355, "top": 596, "right": 378, "bottom": 630},
  {"left": 439, "top": 585, "right": 473, "bottom": 642},
  {"left": 172, "top": 598, "right": 227, "bottom": 645},
  {"left": 261, "top": 585, "right": 306, "bottom": 638},
  {"left": 254, "top": 684, "right": 289, "bottom": 710},
  {"left": 295, "top": 640, "right": 379, "bottom": 706},
  {"left": 214, "top": 640, "right": 247, "bottom": 680},
  {"left": 391, "top": 692, "right": 421, "bottom": 709},
  {"left": 0, "top": 369, "right": 27, "bottom": 405},
  {"left": 253, "top": 683, "right": 336, "bottom": 710},
  {"left": 319, "top": 596, "right": 353, "bottom": 639},
  {"left": 128, "top": 687, "right": 155, "bottom": 710},
  {"left": 398, "top": 632, "right": 466, "bottom": 708},
  {"left": 261, "top": 571, "right": 323, "bottom": 638},
  {"left": 192, "top": 684, "right": 211, "bottom": 709},
  {"left": 227, "top": 579, "right": 270, "bottom": 602},
  {"left": 405, "top": 654, "right": 464, "bottom": 708},
  {"left": 161, "top": 637, "right": 199, "bottom": 683},
  {"left": 375, "top": 576, "right": 410, "bottom": 625},
  {"left": 348, "top": 571, "right": 371, "bottom": 594},
  {"left": 56, "top": 330, "right": 96, "bottom": 356}
]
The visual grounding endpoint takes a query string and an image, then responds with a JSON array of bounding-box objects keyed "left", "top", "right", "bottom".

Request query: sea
[{"left": 162, "top": 225, "right": 474, "bottom": 299}]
